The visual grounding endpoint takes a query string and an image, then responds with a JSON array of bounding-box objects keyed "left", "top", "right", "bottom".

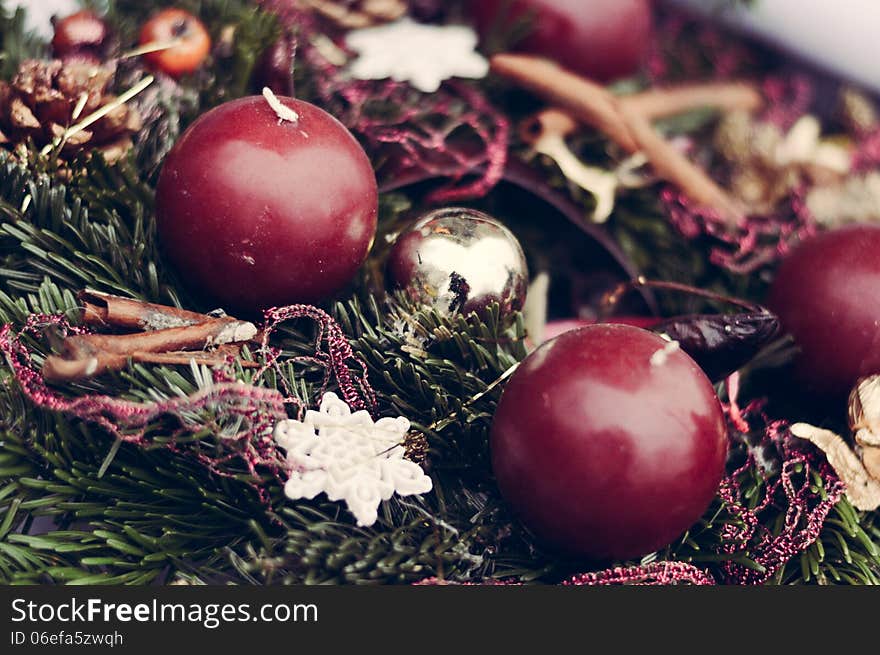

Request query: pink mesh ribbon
[
  {"left": 416, "top": 562, "right": 715, "bottom": 586},
  {"left": 663, "top": 187, "right": 816, "bottom": 274},
  {"left": 565, "top": 562, "right": 715, "bottom": 586},
  {"left": 714, "top": 402, "right": 844, "bottom": 585},
  {"left": 760, "top": 75, "right": 814, "bottom": 131},
  {"left": 0, "top": 305, "right": 375, "bottom": 491},
  {"left": 257, "top": 0, "right": 509, "bottom": 203}
]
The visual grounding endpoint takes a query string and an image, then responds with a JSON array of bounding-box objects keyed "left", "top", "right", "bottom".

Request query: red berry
[
  {"left": 491, "top": 324, "right": 728, "bottom": 560},
  {"left": 768, "top": 225, "right": 880, "bottom": 396},
  {"left": 467, "top": 0, "right": 653, "bottom": 82},
  {"left": 139, "top": 8, "right": 211, "bottom": 78},
  {"left": 51, "top": 10, "right": 108, "bottom": 60},
  {"left": 156, "top": 95, "right": 378, "bottom": 314}
]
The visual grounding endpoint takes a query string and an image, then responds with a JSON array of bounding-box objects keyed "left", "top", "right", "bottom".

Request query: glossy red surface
[
  {"left": 542, "top": 316, "right": 660, "bottom": 341},
  {"left": 491, "top": 324, "right": 728, "bottom": 560},
  {"left": 768, "top": 225, "right": 880, "bottom": 396},
  {"left": 468, "top": 0, "right": 653, "bottom": 82},
  {"left": 156, "top": 95, "right": 378, "bottom": 314},
  {"left": 140, "top": 9, "right": 210, "bottom": 78}
]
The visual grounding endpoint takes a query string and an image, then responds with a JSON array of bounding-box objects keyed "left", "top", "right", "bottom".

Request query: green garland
[{"left": 0, "top": 0, "right": 877, "bottom": 585}]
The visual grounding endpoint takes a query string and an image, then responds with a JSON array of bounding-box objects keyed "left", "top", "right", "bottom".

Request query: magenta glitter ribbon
[
  {"left": 416, "top": 562, "right": 715, "bottom": 586},
  {"left": 714, "top": 403, "right": 844, "bottom": 585},
  {"left": 259, "top": 304, "right": 376, "bottom": 414},
  {"left": 760, "top": 75, "right": 814, "bottom": 130},
  {"left": 565, "top": 562, "right": 716, "bottom": 586},
  {"left": 0, "top": 305, "right": 376, "bottom": 489},
  {"left": 663, "top": 187, "right": 816, "bottom": 274}
]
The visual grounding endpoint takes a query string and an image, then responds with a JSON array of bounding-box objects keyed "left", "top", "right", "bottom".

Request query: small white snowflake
[
  {"left": 274, "top": 392, "right": 432, "bottom": 527},
  {"left": 345, "top": 18, "right": 489, "bottom": 93}
]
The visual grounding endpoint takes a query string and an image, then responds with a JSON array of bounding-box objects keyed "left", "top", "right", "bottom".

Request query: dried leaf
[
  {"left": 790, "top": 422, "right": 880, "bottom": 511},
  {"left": 652, "top": 310, "right": 780, "bottom": 382}
]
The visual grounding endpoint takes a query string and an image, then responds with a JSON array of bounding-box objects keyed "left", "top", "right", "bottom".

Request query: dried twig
[
  {"left": 491, "top": 53, "right": 751, "bottom": 223},
  {"left": 620, "top": 82, "right": 763, "bottom": 120},
  {"left": 60, "top": 320, "right": 257, "bottom": 359},
  {"left": 79, "top": 289, "right": 222, "bottom": 331},
  {"left": 43, "top": 345, "right": 257, "bottom": 383}
]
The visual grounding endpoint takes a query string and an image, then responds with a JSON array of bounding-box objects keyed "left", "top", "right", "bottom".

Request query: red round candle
[
  {"left": 768, "top": 225, "right": 880, "bottom": 395},
  {"left": 491, "top": 324, "right": 727, "bottom": 559},
  {"left": 156, "top": 94, "right": 378, "bottom": 314}
]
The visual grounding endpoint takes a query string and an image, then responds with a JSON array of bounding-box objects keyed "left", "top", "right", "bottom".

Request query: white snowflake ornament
[
  {"left": 345, "top": 19, "right": 489, "bottom": 93},
  {"left": 274, "top": 392, "right": 432, "bottom": 526}
]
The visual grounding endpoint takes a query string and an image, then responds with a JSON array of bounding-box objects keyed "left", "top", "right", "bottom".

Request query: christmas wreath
[{"left": 0, "top": 0, "right": 877, "bottom": 586}]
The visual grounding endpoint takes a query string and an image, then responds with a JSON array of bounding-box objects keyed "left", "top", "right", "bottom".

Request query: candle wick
[{"left": 262, "top": 87, "right": 299, "bottom": 124}]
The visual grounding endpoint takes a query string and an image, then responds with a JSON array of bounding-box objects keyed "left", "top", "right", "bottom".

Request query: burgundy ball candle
[
  {"left": 467, "top": 0, "right": 653, "bottom": 82},
  {"left": 156, "top": 94, "right": 377, "bottom": 314},
  {"left": 491, "top": 324, "right": 728, "bottom": 560},
  {"left": 768, "top": 225, "right": 880, "bottom": 396}
]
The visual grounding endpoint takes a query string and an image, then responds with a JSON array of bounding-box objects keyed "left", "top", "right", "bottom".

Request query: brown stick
[
  {"left": 43, "top": 346, "right": 257, "bottom": 383},
  {"left": 492, "top": 54, "right": 641, "bottom": 153},
  {"left": 616, "top": 102, "right": 746, "bottom": 220},
  {"left": 490, "top": 53, "right": 746, "bottom": 223},
  {"left": 619, "top": 82, "right": 763, "bottom": 120},
  {"left": 61, "top": 320, "right": 258, "bottom": 360},
  {"left": 79, "top": 289, "right": 222, "bottom": 331}
]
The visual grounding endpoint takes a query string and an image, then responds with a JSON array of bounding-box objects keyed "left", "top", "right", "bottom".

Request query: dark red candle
[
  {"left": 491, "top": 324, "right": 727, "bottom": 560},
  {"left": 156, "top": 94, "right": 378, "bottom": 314},
  {"left": 467, "top": 0, "right": 653, "bottom": 82},
  {"left": 768, "top": 225, "right": 880, "bottom": 396}
]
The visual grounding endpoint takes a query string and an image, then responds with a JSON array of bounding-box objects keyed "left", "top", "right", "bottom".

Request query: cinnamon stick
[
  {"left": 79, "top": 289, "right": 222, "bottom": 331},
  {"left": 619, "top": 82, "right": 763, "bottom": 120},
  {"left": 616, "top": 102, "right": 746, "bottom": 220},
  {"left": 43, "top": 346, "right": 257, "bottom": 383},
  {"left": 60, "top": 320, "right": 258, "bottom": 360}
]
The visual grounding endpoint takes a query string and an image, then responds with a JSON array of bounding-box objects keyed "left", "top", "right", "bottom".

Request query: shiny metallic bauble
[{"left": 387, "top": 208, "right": 528, "bottom": 317}]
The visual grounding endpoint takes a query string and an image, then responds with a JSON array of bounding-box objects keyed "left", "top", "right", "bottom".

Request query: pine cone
[{"left": 0, "top": 59, "right": 142, "bottom": 163}]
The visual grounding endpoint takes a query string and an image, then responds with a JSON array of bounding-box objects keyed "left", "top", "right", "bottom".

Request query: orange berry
[{"left": 139, "top": 8, "right": 210, "bottom": 78}]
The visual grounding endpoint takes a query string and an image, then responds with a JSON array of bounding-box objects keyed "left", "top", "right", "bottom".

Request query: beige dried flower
[{"left": 790, "top": 374, "right": 880, "bottom": 510}]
